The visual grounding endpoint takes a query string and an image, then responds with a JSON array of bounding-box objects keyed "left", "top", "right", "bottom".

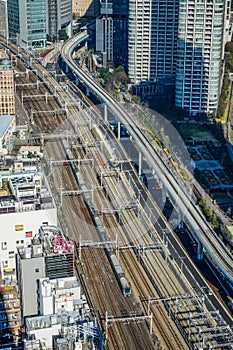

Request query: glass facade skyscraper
[
  {"left": 18, "top": 0, "right": 47, "bottom": 49},
  {"left": 7, "top": 0, "right": 72, "bottom": 50},
  {"left": 175, "top": 0, "right": 229, "bottom": 116},
  {"left": 7, "top": 0, "right": 19, "bottom": 43}
]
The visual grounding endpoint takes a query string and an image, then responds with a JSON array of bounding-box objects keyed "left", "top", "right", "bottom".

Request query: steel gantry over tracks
[{"left": 60, "top": 32, "right": 233, "bottom": 287}]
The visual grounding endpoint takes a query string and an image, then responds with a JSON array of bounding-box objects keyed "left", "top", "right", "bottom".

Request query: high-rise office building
[
  {"left": 47, "top": 0, "right": 72, "bottom": 39},
  {"left": 112, "top": 0, "right": 128, "bottom": 67},
  {"left": 96, "top": 1, "right": 114, "bottom": 64},
  {"left": 175, "top": 0, "right": 230, "bottom": 116},
  {"left": 96, "top": 0, "right": 128, "bottom": 67},
  {"left": 128, "top": 0, "right": 178, "bottom": 85},
  {"left": 17, "top": 0, "right": 47, "bottom": 49},
  {"left": 7, "top": 0, "right": 72, "bottom": 50},
  {"left": 7, "top": 0, "right": 19, "bottom": 43},
  {"left": 0, "top": 0, "right": 8, "bottom": 39}
]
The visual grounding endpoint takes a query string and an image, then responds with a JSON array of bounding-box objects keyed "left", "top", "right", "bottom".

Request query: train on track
[
  {"left": 61, "top": 138, "right": 131, "bottom": 296},
  {"left": 107, "top": 250, "right": 131, "bottom": 296}
]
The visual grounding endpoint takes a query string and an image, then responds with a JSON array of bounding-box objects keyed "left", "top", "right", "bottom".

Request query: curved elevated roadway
[{"left": 60, "top": 32, "right": 233, "bottom": 288}]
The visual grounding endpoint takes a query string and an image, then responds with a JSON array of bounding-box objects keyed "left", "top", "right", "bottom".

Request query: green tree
[
  {"left": 132, "top": 95, "right": 141, "bottom": 104},
  {"left": 216, "top": 70, "right": 229, "bottom": 119},
  {"left": 159, "top": 127, "right": 170, "bottom": 149},
  {"left": 98, "top": 66, "right": 129, "bottom": 94},
  {"left": 225, "top": 42, "right": 233, "bottom": 53},
  {"left": 58, "top": 29, "right": 68, "bottom": 41}
]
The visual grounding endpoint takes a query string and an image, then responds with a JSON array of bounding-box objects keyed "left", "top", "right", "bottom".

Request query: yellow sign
[
  {"left": 0, "top": 285, "right": 14, "bottom": 291},
  {"left": 15, "top": 224, "right": 23, "bottom": 231}
]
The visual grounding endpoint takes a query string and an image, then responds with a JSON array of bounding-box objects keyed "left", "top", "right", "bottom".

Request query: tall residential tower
[
  {"left": 175, "top": 0, "right": 230, "bottom": 116},
  {"left": 128, "top": 0, "right": 178, "bottom": 88}
]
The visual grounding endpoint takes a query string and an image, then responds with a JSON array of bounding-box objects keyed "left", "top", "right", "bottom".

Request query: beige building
[
  {"left": 0, "top": 52, "right": 15, "bottom": 115},
  {"left": 72, "top": 0, "right": 99, "bottom": 18}
]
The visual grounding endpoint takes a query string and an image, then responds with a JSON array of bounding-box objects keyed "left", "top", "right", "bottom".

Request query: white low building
[
  {"left": 25, "top": 311, "right": 100, "bottom": 349},
  {"left": 38, "top": 276, "right": 81, "bottom": 316},
  {"left": 17, "top": 226, "right": 76, "bottom": 318},
  {"left": 24, "top": 276, "right": 97, "bottom": 349},
  {"left": 0, "top": 171, "right": 57, "bottom": 279}
]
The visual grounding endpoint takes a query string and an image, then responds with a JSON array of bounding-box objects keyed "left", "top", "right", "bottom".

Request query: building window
[
  {"left": 8, "top": 251, "right": 15, "bottom": 258},
  {"left": 1, "top": 242, "right": 7, "bottom": 250},
  {"left": 25, "top": 231, "right": 33, "bottom": 238},
  {"left": 2, "top": 261, "right": 8, "bottom": 268}
]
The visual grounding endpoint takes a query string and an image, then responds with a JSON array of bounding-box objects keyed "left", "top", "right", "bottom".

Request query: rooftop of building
[
  {"left": 40, "top": 276, "right": 80, "bottom": 292},
  {"left": 0, "top": 53, "right": 12, "bottom": 69},
  {"left": 25, "top": 310, "right": 81, "bottom": 330},
  {"left": 0, "top": 49, "right": 7, "bottom": 59},
  {"left": 17, "top": 225, "right": 74, "bottom": 259},
  {"left": 23, "top": 339, "right": 46, "bottom": 350},
  {"left": 0, "top": 171, "right": 55, "bottom": 214},
  {"left": 25, "top": 309, "right": 97, "bottom": 349},
  {"left": 0, "top": 115, "right": 15, "bottom": 139}
]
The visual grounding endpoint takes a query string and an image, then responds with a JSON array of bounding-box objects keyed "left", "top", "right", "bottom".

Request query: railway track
[
  {"left": 121, "top": 250, "right": 188, "bottom": 350},
  {"left": 80, "top": 247, "right": 153, "bottom": 350},
  {"left": 59, "top": 31, "right": 233, "bottom": 291},
  {"left": 2, "top": 36, "right": 233, "bottom": 349}
]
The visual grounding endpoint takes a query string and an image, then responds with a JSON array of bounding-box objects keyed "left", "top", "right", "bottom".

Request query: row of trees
[
  {"left": 46, "top": 30, "right": 68, "bottom": 43},
  {"left": 98, "top": 66, "right": 130, "bottom": 101},
  {"left": 216, "top": 40, "right": 233, "bottom": 119},
  {"left": 198, "top": 197, "right": 219, "bottom": 229}
]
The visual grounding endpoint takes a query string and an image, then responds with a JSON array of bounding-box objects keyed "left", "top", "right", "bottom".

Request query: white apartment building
[
  {"left": 128, "top": 0, "right": 178, "bottom": 85},
  {"left": 175, "top": 0, "right": 231, "bottom": 116}
]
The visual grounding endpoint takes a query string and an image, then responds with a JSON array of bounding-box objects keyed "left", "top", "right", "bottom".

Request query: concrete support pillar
[
  {"left": 178, "top": 220, "right": 184, "bottom": 229},
  {"left": 104, "top": 104, "right": 108, "bottom": 122},
  {"left": 162, "top": 187, "right": 166, "bottom": 203},
  {"left": 118, "top": 122, "right": 121, "bottom": 140},
  {"left": 139, "top": 152, "right": 142, "bottom": 177},
  {"left": 197, "top": 240, "right": 203, "bottom": 260}
]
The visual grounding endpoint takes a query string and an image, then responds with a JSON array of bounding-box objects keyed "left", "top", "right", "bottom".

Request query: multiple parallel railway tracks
[{"left": 1, "top": 36, "right": 232, "bottom": 349}]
